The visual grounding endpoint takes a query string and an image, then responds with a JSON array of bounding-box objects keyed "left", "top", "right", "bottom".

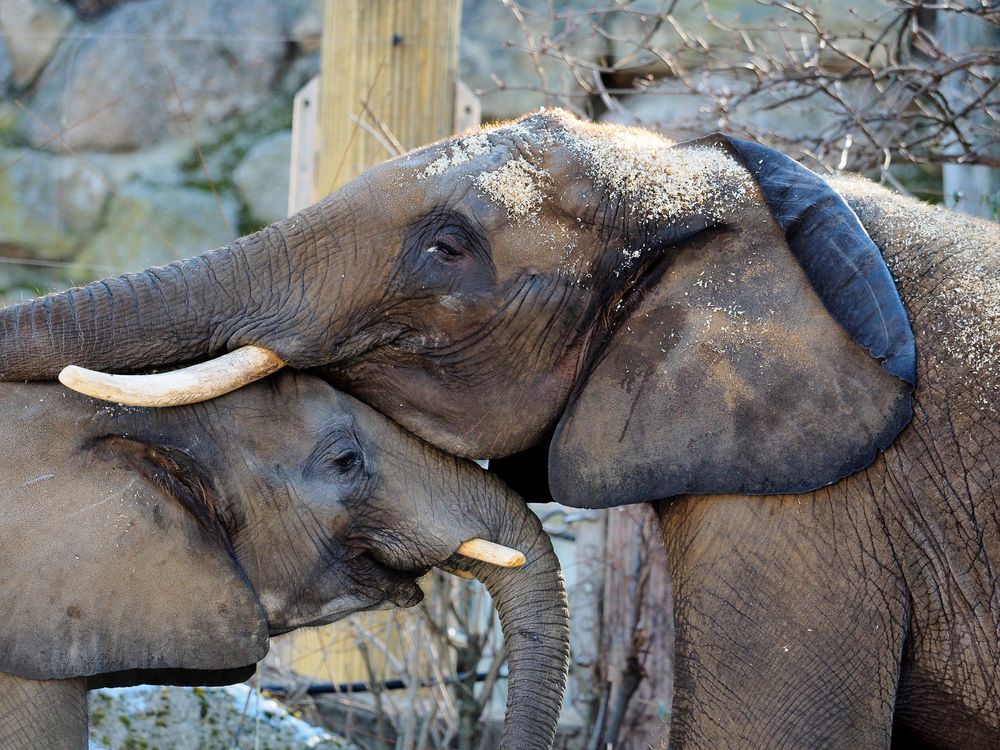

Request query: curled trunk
[
  {"left": 452, "top": 501, "right": 570, "bottom": 750},
  {"left": 356, "top": 401, "right": 571, "bottom": 748}
]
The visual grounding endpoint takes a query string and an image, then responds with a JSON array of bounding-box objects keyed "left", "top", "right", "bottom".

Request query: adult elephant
[
  {"left": 0, "top": 374, "right": 568, "bottom": 750},
  {"left": 1, "top": 109, "right": 998, "bottom": 746}
]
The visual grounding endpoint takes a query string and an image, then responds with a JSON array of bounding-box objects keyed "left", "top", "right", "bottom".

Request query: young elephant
[{"left": 0, "top": 374, "right": 569, "bottom": 750}]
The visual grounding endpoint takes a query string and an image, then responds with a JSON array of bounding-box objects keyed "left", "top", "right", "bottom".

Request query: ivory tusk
[
  {"left": 438, "top": 565, "right": 476, "bottom": 580},
  {"left": 58, "top": 345, "right": 286, "bottom": 407},
  {"left": 457, "top": 538, "right": 526, "bottom": 568}
]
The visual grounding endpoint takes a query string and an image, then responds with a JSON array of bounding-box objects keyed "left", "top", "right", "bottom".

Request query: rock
[
  {"left": 23, "top": 0, "right": 289, "bottom": 152},
  {"left": 605, "top": 0, "right": 898, "bottom": 76},
  {"left": 0, "top": 37, "right": 13, "bottom": 91},
  {"left": 460, "top": 0, "right": 605, "bottom": 122},
  {"left": 87, "top": 135, "right": 195, "bottom": 188},
  {"left": 233, "top": 131, "right": 292, "bottom": 228},
  {"left": 88, "top": 684, "right": 356, "bottom": 749},
  {"left": 0, "top": 100, "right": 19, "bottom": 144},
  {"left": 278, "top": 52, "right": 321, "bottom": 100},
  {"left": 0, "top": 0, "right": 74, "bottom": 88},
  {"left": 0, "top": 148, "right": 110, "bottom": 261},
  {"left": 600, "top": 82, "right": 721, "bottom": 143},
  {"left": 63, "top": 0, "right": 136, "bottom": 20},
  {"left": 74, "top": 181, "right": 239, "bottom": 282},
  {"left": 288, "top": 0, "right": 323, "bottom": 53}
]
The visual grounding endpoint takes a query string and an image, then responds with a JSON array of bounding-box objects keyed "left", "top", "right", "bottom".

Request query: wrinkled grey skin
[
  {"left": 0, "top": 374, "right": 568, "bottom": 750},
  {"left": 653, "top": 181, "right": 1000, "bottom": 749},
  {"left": 0, "top": 109, "right": 997, "bottom": 747}
]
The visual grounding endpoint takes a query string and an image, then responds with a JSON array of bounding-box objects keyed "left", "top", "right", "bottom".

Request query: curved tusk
[
  {"left": 438, "top": 565, "right": 476, "bottom": 580},
  {"left": 457, "top": 538, "right": 526, "bottom": 568},
  {"left": 58, "top": 345, "right": 286, "bottom": 407}
]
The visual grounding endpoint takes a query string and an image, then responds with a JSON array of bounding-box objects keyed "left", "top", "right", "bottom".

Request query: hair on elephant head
[
  {"left": 0, "top": 110, "right": 913, "bottom": 507},
  {"left": 0, "top": 374, "right": 569, "bottom": 750}
]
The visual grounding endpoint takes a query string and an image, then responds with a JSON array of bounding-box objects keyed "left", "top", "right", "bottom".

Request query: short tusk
[
  {"left": 438, "top": 565, "right": 476, "bottom": 580},
  {"left": 457, "top": 538, "right": 526, "bottom": 568},
  {"left": 58, "top": 345, "right": 285, "bottom": 407}
]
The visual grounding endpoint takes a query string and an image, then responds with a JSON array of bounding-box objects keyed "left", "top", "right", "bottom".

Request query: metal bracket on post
[
  {"left": 454, "top": 79, "right": 481, "bottom": 133},
  {"left": 288, "top": 75, "right": 320, "bottom": 215},
  {"left": 288, "top": 77, "right": 479, "bottom": 217}
]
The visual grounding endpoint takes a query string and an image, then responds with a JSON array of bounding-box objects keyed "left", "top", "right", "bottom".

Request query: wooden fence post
[
  {"left": 315, "top": 0, "right": 464, "bottom": 197},
  {"left": 277, "top": 0, "right": 478, "bottom": 709}
]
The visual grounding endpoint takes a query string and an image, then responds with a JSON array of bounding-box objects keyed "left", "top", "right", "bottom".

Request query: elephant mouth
[
  {"left": 267, "top": 554, "right": 429, "bottom": 637},
  {"left": 368, "top": 553, "right": 430, "bottom": 607}
]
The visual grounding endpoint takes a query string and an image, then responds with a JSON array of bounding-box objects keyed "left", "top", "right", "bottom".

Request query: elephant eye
[
  {"left": 330, "top": 449, "right": 363, "bottom": 474},
  {"left": 426, "top": 240, "right": 462, "bottom": 258}
]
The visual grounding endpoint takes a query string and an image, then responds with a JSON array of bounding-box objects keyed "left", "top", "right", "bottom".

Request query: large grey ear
[
  {"left": 0, "top": 439, "right": 269, "bottom": 681},
  {"left": 550, "top": 135, "right": 915, "bottom": 508}
]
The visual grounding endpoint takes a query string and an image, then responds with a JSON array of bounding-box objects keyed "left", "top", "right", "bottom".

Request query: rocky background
[
  {"left": 88, "top": 684, "right": 355, "bottom": 749},
  {"left": 3, "top": 0, "right": 974, "bottom": 304},
  {"left": 0, "top": 0, "right": 582, "bottom": 302}
]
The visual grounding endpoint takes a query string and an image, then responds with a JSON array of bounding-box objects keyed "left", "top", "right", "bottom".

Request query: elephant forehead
[
  {"left": 553, "top": 119, "right": 756, "bottom": 224},
  {"left": 395, "top": 111, "right": 755, "bottom": 227},
  {"left": 396, "top": 134, "right": 553, "bottom": 224},
  {"left": 472, "top": 156, "right": 551, "bottom": 222}
]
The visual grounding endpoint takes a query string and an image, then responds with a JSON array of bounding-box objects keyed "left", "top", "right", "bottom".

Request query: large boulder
[
  {"left": 233, "top": 130, "right": 292, "bottom": 228},
  {"left": 0, "top": 0, "right": 74, "bottom": 88},
  {"left": 0, "top": 37, "right": 12, "bottom": 91},
  {"left": 73, "top": 181, "right": 239, "bottom": 282},
  {"left": 22, "top": 0, "right": 290, "bottom": 152},
  {"left": 0, "top": 147, "right": 109, "bottom": 261},
  {"left": 460, "top": 0, "right": 605, "bottom": 121},
  {"left": 88, "top": 684, "right": 354, "bottom": 749}
]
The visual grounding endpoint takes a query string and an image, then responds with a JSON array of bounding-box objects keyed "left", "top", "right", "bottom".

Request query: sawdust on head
[
  {"left": 420, "top": 133, "right": 491, "bottom": 179},
  {"left": 553, "top": 116, "right": 755, "bottom": 223},
  {"left": 474, "top": 156, "right": 551, "bottom": 222},
  {"left": 834, "top": 175, "right": 1000, "bottom": 412}
]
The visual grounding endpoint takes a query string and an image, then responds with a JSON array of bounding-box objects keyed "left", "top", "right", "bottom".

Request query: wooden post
[
  {"left": 316, "top": 0, "right": 463, "bottom": 197},
  {"left": 276, "top": 0, "right": 477, "bottom": 699},
  {"left": 288, "top": 76, "right": 320, "bottom": 216}
]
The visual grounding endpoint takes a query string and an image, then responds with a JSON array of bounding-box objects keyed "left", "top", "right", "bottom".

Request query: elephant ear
[
  {"left": 549, "top": 135, "right": 915, "bottom": 507},
  {"left": 0, "top": 436, "right": 268, "bottom": 681}
]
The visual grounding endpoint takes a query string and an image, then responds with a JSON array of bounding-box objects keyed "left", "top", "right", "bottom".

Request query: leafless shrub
[
  {"left": 261, "top": 572, "right": 508, "bottom": 750},
  {"left": 494, "top": 0, "right": 998, "bottom": 179}
]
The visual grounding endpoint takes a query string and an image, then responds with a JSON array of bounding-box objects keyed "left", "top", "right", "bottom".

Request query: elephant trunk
[
  {"left": 455, "top": 495, "right": 570, "bottom": 750},
  {"left": 0, "top": 233, "right": 272, "bottom": 381},
  {"left": 0, "top": 196, "right": 361, "bottom": 383},
  {"left": 343, "top": 399, "right": 571, "bottom": 747}
]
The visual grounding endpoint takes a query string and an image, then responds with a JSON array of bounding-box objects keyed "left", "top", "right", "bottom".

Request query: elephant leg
[
  {"left": 655, "top": 492, "right": 909, "bottom": 749},
  {"left": 0, "top": 671, "right": 88, "bottom": 750}
]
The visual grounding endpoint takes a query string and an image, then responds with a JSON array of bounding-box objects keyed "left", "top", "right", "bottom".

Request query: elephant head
[
  {"left": 0, "top": 374, "right": 569, "bottom": 749},
  {"left": 0, "top": 110, "right": 915, "bottom": 507}
]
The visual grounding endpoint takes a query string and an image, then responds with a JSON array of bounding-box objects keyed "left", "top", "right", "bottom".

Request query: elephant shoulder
[
  {"left": 831, "top": 175, "right": 1000, "bottom": 420},
  {"left": 829, "top": 175, "right": 1000, "bottom": 267}
]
